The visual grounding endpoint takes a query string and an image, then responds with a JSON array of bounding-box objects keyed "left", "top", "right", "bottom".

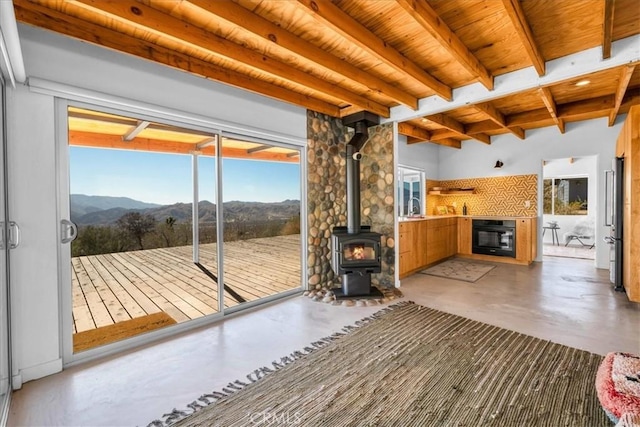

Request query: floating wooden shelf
[{"left": 428, "top": 188, "right": 475, "bottom": 195}]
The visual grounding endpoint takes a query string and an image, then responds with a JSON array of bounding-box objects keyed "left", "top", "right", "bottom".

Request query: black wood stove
[{"left": 330, "top": 112, "right": 383, "bottom": 298}]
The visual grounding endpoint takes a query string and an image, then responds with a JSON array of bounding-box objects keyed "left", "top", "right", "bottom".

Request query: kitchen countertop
[{"left": 399, "top": 215, "right": 537, "bottom": 222}]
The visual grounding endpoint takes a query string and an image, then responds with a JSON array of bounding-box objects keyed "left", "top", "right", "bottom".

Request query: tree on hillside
[
  {"left": 159, "top": 216, "right": 177, "bottom": 247},
  {"left": 71, "top": 225, "right": 132, "bottom": 257},
  {"left": 117, "top": 212, "right": 156, "bottom": 249}
]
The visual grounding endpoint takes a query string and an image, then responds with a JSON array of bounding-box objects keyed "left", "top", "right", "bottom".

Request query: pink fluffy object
[{"left": 595, "top": 352, "right": 640, "bottom": 425}]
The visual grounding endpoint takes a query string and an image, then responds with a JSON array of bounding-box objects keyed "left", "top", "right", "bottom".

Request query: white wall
[
  {"left": 436, "top": 119, "right": 623, "bottom": 268},
  {"left": 396, "top": 134, "right": 440, "bottom": 178},
  {"left": 8, "top": 25, "right": 307, "bottom": 384},
  {"left": 18, "top": 25, "right": 307, "bottom": 140},
  {"left": 542, "top": 156, "right": 597, "bottom": 245}
]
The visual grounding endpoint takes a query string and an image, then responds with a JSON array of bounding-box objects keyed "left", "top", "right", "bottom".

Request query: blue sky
[{"left": 70, "top": 147, "right": 301, "bottom": 205}]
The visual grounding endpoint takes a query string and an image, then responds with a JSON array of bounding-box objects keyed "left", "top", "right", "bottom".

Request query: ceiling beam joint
[
  {"left": 122, "top": 120, "right": 150, "bottom": 141},
  {"left": 608, "top": 64, "right": 635, "bottom": 126},
  {"left": 474, "top": 102, "right": 525, "bottom": 139},
  {"left": 424, "top": 114, "right": 491, "bottom": 144},
  {"left": 537, "top": 87, "right": 565, "bottom": 133}
]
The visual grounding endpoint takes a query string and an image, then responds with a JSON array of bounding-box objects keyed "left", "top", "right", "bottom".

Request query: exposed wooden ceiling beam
[
  {"left": 246, "top": 144, "right": 272, "bottom": 154},
  {"left": 537, "top": 87, "right": 565, "bottom": 133},
  {"left": 196, "top": 138, "right": 217, "bottom": 149},
  {"left": 507, "top": 95, "right": 614, "bottom": 127},
  {"left": 501, "top": 0, "right": 545, "bottom": 76},
  {"left": 388, "top": 35, "right": 640, "bottom": 123},
  {"left": 436, "top": 138, "right": 463, "bottom": 149},
  {"left": 396, "top": 0, "right": 494, "bottom": 90},
  {"left": 558, "top": 94, "right": 617, "bottom": 120},
  {"left": 424, "top": 114, "right": 491, "bottom": 144},
  {"left": 430, "top": 91, "right": 639, "bottom": 141},
  {"left": 473, "top": 102, "right": 525, "bottom": 139},
  {"left": 398, "top": 122, "right": 432, "bottom": 141},
  {"left": 296, "top": 0, "right": 452, "bottom": 101},
  {"left": 70, "top": 0, "right": 388, "bottom": 117},
  {"left": 187, "top": 0, "right": 417, "bottom": 110},
  {"left": 122, "top": 120, "right": 151, "bottom": 141},
  {"left": 14, "top": 2, "right": 341, "bottom": 117},
  {"left": 464, "top": 120, "right": 502, "bottom": 135},
  {"left": 406, "top": 136, "right": 461, "bottom": 149},
  {"left": 429, "top": 129, "right": 459, "bottom": 140},
  {"left": 602, "top": 0, "right": 615, "bottom": 59},
  {"left": 608, "top": 65, "right": 635, "bottom": 125},
  {"left": 69, "top": 131, "right": 299, "bottom": 162}
]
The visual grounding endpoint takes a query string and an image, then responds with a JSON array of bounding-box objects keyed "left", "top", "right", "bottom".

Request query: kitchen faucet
[{"left": 409, "top": 197, "right": 421, "bottom": 216}]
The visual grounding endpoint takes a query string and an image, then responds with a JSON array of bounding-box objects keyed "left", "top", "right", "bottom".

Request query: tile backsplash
[{"left": 426, "top": 174, "right": 538, "bottom": 217}]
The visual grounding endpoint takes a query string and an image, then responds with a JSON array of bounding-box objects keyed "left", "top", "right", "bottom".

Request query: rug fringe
[{"left": 147, "top": 300, "right": 414, "bottom": 427}]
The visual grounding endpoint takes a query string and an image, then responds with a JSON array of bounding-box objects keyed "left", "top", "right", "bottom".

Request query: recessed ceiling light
[{"left": 575, "top": 79, "right": 591, "bottom": 87}]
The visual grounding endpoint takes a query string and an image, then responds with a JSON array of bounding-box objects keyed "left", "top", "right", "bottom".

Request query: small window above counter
[{"left": 428, "top": 187, "right": 475, "bottom": 195}]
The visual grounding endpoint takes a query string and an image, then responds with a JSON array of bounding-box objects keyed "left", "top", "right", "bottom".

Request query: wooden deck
[{"left": 71, "top": 234, "right": 301, "bottom": 334}]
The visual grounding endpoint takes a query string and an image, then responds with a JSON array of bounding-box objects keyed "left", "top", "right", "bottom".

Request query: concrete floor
[{"left": 8, "top": 256, "right": 640, "bottom": 426}]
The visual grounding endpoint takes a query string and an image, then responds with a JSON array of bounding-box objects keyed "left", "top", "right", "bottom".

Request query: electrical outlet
[{"left": 524, "top": 200, "right": 531, "bottom": 208}]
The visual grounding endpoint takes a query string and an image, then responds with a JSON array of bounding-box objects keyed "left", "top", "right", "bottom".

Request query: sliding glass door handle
[
  {"left": 8, "top": 221, "right": 20, "bottom": 249},
  {"left": 60, "top": 219, "right": 78, "bottom": 244}
]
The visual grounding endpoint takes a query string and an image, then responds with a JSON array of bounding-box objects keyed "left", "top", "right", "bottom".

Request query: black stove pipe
[{"left": 346, "top": 120, "right": 369, "bottom": 234}]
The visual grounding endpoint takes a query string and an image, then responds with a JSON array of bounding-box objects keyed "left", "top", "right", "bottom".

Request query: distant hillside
[
  {"left": 71, "top": 194, "right": 161, "bottom": 217},
  {"left": 71, "top": 196, "right": 300, "bottom": 226}
]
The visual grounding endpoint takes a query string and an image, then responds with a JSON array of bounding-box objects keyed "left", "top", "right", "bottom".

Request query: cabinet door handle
[
  {"left": 60, "top": 219, "right": 78, "bottom": 244},
  {"left": 8, "top": 221, "right": 20, "bottom": 249}
]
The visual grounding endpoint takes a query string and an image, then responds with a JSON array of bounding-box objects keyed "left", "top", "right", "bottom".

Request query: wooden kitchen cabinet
[
  {"left": 458, "top": 217, "right": 472, "bottom": 255},
  {"left": 515, "top": 217, "right": 537, "bottom": 263},
  {"left": 399, "top": 221, "right": 425, "bottom": 277},
  {"left": 426, "top": 218, "right": 457, "bottom": 264},
  {"left": 417, "top": 220, "right": 428, "bottom": 267},
  {"left": 399, "top": 222, "right": 414, "bottom": 277}
]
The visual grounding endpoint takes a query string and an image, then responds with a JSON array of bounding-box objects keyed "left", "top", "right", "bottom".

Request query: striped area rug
[{"left": 151, "top": 302, "right": 609, "bottom": 426}]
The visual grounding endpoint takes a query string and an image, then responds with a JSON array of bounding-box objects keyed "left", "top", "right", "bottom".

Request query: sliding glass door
[
  {"left": 65, "top": 106, "right": 219, "bottom": 355},
  {"left": 60, "top": 103, "right": 303, "bottom": 359},
  {"left": 220, "top": 135, "right": 302, "bottom": 309},
  {"left": 0, "top": 80, "right": 10, "bottom": 421}
]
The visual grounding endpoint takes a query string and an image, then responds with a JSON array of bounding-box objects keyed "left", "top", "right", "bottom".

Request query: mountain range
[{"left": 70, "top": 194, "right": 300, "bottom": 226}]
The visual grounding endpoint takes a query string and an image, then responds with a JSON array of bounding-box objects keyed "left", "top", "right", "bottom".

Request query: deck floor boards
[{"left": 71, "top": 235, "right": 301, "bottom": 335}]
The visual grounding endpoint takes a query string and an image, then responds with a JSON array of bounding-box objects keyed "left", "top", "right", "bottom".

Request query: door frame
[
  {"left": 55, "top": 97, "right": 307, "bottom": 366},
  {"left": 0, "top": 73, "right": 12, "bottom": 424}
]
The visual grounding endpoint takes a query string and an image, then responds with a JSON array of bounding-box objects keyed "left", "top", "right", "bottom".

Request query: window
[
  {"left": 398, "top": 167, "right": 424, "bottom": 216},
  {"left": 543, "top": 177, "right": 588, "bottom": 215}
]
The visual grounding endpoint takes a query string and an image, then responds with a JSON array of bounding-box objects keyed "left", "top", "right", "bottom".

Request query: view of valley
[{"left": 70, "top": 194, "right": 301, "bottom": 256}]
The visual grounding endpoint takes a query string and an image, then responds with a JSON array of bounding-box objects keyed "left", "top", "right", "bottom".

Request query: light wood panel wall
[{"left": 615, "top": 105, "right": 640, "bottom": 303}]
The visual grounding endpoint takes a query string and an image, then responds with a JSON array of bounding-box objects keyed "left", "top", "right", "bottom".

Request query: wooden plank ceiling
[{"left": 15, "top": 0, "right": 640, "bottom": 149}]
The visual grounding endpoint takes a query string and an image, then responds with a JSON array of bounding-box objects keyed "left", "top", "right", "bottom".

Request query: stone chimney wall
[{"left": 306, "top": 111, "right": 395, "bottom": 290}]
